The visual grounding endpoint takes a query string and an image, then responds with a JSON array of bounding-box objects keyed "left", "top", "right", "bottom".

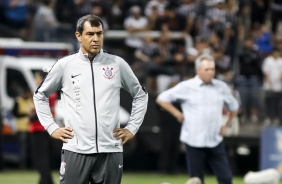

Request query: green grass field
[{"left": 0, "top": 170, "right": 246, "bottom": 184}]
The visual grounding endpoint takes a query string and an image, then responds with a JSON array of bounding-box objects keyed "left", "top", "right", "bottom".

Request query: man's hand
[
  {"left": 113, "top": 128, "right": 134, "bottom": 145},
  {"left": 51, "top": 127, "right": 74, "bottom": 143},
  {"left": 174, "top": 111, "right": 184, "bottom": 123},
  {"left": 219, "top": 125, "right": 230, "bottom": 136}
]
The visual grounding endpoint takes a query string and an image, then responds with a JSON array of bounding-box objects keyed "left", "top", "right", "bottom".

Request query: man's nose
[{"left": 93, "top": 34, "right": 99, "bottom": 41}]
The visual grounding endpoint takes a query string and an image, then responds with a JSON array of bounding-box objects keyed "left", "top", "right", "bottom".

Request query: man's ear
[{"left": 75, "top": 32, "right": 81, "bottom": 42}]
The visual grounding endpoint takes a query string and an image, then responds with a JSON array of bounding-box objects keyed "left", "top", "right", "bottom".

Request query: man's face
[
  {"left": 197, "top": 60, "right": 215, "bottom": 83},
  {"left": 75, "top": 21, "right": 104, "bottom": 58}
]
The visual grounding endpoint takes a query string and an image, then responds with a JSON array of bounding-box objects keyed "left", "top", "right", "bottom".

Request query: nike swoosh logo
[
  {"left": 71, "top": 74, "right": 81, "bottom": 78},
  {"left": 119, "top": 165, "right": 123, "bottom": 169}
]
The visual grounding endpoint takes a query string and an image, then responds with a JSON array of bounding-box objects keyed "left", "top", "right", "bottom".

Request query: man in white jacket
[{"left": 33, "top": 14, "right": 148, "bottom": 184}]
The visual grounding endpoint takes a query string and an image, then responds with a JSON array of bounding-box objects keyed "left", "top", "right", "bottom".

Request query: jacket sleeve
[
  {"left": 119, "top": 59, "right": 148, "bottom": 135},
  {"left": 33, "top": 61, "right": 63, "bottom": 135}
]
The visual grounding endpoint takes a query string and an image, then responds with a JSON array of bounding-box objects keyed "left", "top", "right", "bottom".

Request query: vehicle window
[{"left": 6, "top": 68, "right": 30, "bottom": 98}]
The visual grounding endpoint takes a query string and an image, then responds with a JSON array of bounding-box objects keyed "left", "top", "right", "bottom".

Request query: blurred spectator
[
  {"left": 109, "top": 0, "right": 124, "bottom": 29},
  {"left": 152, "top": 4, "right": 188, "bottom": 53},
  {"left": 133, "top": 31, "right": 182, "bottom": 94},
  {"left": 31, "top": 0, "right": 59, "bottom": 41},
  {"left": 274, "top": 35, "right": 282, "bottom": 55},
  {"left": 2, "top": 0, "right": 32, "bottom": 39},
  {"left": 252, "top": 23, "right": 273, "bottom": 58},
  {"left": 237, "top": 1, "right": 251, "bottom": 41},
  {"left": 133, "top": 35, "right": 161, "bottom": 88},
  {"left": 250, "top": 0, "right": 268, "bottom": 29},
  {"left": 236, "top": 37, "right": 262, "bottom": 124},
  {"left": 225, "top": 0, "right": 239, "bottom": 15},
  {"left": 12, "top": 88, "right": 33, "bottom": 169},
  {"left": 122, "top": 0, "right": 147, "bottom": 18},
  {"left": 54, "top": 0, "right": 76, "bottom": 32},
  {"left": 91, "top": 0, "right": 111, "bottom": 24},
  {"left": 73, "top": 0, "right": 91, "bottom": 19},
  {"left": 146, "top": 2, "right": 159, "bottom": 31},
  {"left": 201, "top": 0, "right": 236, "bottom": 41},
  {"left": 157, "top": 4, "right": 187, "bottom": 33},
  {"left": 261, "top": 48, "right": 282, "bottom": 126},
  {"left": 184, "top": 47, "right": 198, "bottom": 79},
  {"left": 0, "top": 1, "right": 6, "bottom": 24},
  {"left": 213, "top": 47, "right": 232, "bottom": 81},
  {"left": 204, "top": 0, "right": 238, "bottom": 60},
  {"left": 209, "top": 30, "right": 227, "bottom": 51},
  {"left": 156, "top": 32, "right": 180, "bottom": 93},
  {"left": 123, "top": 5, "right": 149, "bottom": 64},
  {"left": 29, "top": 71, "right": 57, "bottom": 184},
  {"left": 194, "top": 37, "right": 212, "bottom": 55},
  {"left": 145, "top": 0, "right": 168, "bottom": 18},
  {"left": 177, "top": 0, "right": 199, "bottom": 36},
  {"left": 3, "top": 0, "right": 30, "bottom": 29},
  {"left": 91, "top": 4, "right": 109, "bottom": 30},
  {"left": 225, "top": 0, "right": 240, "bottom": 56},
  {"left": 270, "top": 0, "right": 282, "bottom": 34}
]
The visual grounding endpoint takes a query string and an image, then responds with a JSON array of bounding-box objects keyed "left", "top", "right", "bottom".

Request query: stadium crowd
[
  {"left": 1, "top": 0, "right": 282, "bottom": 144},
  {"left": 0, "top": 0, "right": 282, "bottom": 128}
]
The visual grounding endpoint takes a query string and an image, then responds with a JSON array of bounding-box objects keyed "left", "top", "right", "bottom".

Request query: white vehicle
[{"left": 0, "top": 38, "right": 73, "bottom": 132}]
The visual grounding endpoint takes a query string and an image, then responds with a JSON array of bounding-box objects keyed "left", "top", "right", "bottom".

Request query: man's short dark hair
[{"left": 76, "top": 14, "right": 104, "bottom": 35}]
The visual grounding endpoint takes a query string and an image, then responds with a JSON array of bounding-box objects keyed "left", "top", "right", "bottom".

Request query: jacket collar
[{"left": 78, "top": 49, "right": 104, "bottom": 62}]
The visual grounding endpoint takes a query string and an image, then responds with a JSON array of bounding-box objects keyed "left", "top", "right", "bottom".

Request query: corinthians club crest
[{"left": 103, "top": 66, "right": 114, "bottom": 79}]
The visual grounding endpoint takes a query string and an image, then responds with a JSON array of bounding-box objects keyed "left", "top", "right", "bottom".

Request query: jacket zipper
[{"left": 90, "top": 61, "right": 99, "bottom": 153}]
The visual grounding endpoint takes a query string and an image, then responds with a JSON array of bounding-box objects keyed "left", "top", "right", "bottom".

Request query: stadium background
[{"left": 1, "top": 0, "right": 282, "bottom": 183}]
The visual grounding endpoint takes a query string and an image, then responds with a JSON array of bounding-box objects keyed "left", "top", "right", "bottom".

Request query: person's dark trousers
[
  {"left": 271, "top": 10, "right": 282, "bottom": 34},
  {"left": 0, "top": 119, "right": 4, "bottom": 171},
  {"left": 185, "top": 141, "right": 232, "bottom": 184},
  {"left": 31, "top": 131, "right": 54, "bottom": 184},
  {"left": 264, "top": 91, "right": 281, "bottom": 120},
  {"left": 17, "top": 131, "right": 30, "bottom": 169},
  {"left": 158, "top": 104, "right": 181, "bottom": 174},
  {"left": 159, "top": 126, "right": 180, "bottom": 174}
]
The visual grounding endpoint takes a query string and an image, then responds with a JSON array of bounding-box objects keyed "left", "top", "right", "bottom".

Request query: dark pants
[
  {"left": 185, "top": 141, "right": 232, "bottom": 184},
  {"left": 30, "top": 131, "right": 54, "bottom": 184},
  {"left": 17, "top": 131, "right": 30, "bottom": 169},
  {"left": 158, "top": 105, "right": 181, "bottom": 174},
  {"left": 0, "top": 119, "right": 3, "bottom": 170},
  {"left": 159, "top": 127, "right": 180, "bottom": 174},
  {"left": 264, "top": 91, "right": 281, "bottom": 120},
  {"left": 271, "top": 10, "right": 282, "bottom": 34}
]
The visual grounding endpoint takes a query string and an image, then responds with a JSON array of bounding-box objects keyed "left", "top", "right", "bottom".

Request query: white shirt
[
  {"left": 123, "top": 16, "right": 148, "bottom": 48},
  {"left": 157, "top": 76, "right": 239, "bottom": 148},
  {"left": 33, "top": 5, "right": 58, "bottom": 28},
  {"left": 262, "top": 56, "right": 282, "bottom": 92},
  {"left": 145, "top": 0, "right": 168, "bottom": 17}
]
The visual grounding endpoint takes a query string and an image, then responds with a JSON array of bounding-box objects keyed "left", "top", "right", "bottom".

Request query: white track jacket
[{"left": 33, "top": 49, "right": 148, "bottom": 154}]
